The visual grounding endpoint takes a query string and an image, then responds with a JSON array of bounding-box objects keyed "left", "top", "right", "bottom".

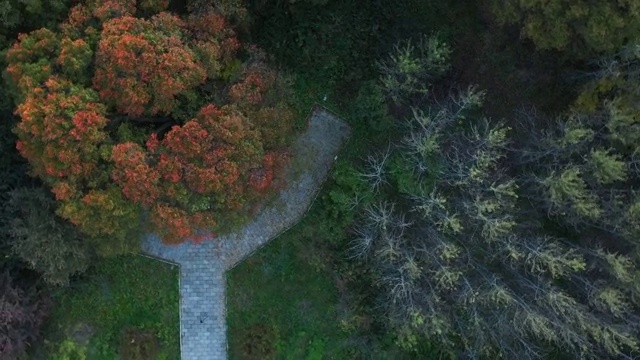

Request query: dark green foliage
[
  {"left": 491, "top": 0, "right": 640, "bottom": 57},
  {"left": 51, "top": 339, "right": 88, "bottom": 359},
  {"left": 0, "top": 269, "right": 50, "bottom": 360},
  {"left": 0, "top": 0, "right": 71, "bottom": 48},
  {"left": 233, "top": 324, "right": 276, "bottom": 359},
  {"left": 0, "top": 118, "right": 30, "bottom": 268},
  {"left": 245, "top": 0, "right": 467, "bottom": 95},
  {"left": 0, "top": 72, "right": 30, "bottom": 203},
  {"left": 350, "top": 81, "right": 395, "bottom": 139},
  {"left": 118, "top": 327, "right": 160, "bottom": 360},
  {"left": 301, "top": 159, "right": 373, "bottom": 246},
  {"left": 6, "top": 187, "right": 92, "bottom": 286}
]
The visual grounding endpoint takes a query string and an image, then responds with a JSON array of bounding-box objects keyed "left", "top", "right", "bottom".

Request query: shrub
[
  {"left": 118, "top": 327, "right": 160, "bottom": 360},
  {"left": 491, "top": 0, "right": 640, "bottom": 56},
  {"left": 6, "top": 187, "right": 91, "bottom": 286},
  {"left": 0, "top": 269, "right": 50, "bottom": 359}
]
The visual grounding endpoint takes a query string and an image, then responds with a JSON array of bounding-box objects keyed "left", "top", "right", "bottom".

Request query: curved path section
[{"left": 141, "top": 106, "right": 350, "bottom": 359}]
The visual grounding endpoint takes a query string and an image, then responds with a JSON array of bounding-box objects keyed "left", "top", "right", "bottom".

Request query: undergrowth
[{"left": 34, "top": 256, "right": 180, "bottom": 360}]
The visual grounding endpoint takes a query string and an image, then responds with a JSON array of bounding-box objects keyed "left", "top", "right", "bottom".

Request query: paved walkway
[{"left": 141, "top": 106, "right": 350, "bottom": 360}]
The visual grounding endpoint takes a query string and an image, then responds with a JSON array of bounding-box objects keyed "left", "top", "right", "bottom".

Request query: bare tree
[{"left": 350, "top": 83, "right": 640, "bottom": 358}]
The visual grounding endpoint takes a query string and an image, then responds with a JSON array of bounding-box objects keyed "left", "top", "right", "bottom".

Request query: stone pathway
[{"left": 141, "top": 106, "right": 350, "bottom": 360}]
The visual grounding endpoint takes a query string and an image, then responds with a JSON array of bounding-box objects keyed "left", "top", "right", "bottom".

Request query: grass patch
[
  {"left": 36, "top": 255, "right": 180, "bottom": 360},
  {"left": 227, "top": 230, "right": 350, "bottom": 359}
]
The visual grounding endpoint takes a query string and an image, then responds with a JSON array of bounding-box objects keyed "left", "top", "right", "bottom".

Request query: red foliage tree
[
  {"left": 93, "top": 13, "right": 206, "bottom": 117},
  {"left": 186, "top": 11, "right": 240, "bottom": 78},
  {"left": 248, "top": 150, "right": 291, "bottom": 194},
  {"left": 57, "top": 38, "right": 93, "bottom": 82},
  {"left": 5, "top": 28, "right": 60, "bottom": 98},
  {"left": 7, "top": 0, "right": 295, "bottom": 249},
  {"left": 113, "top": 104, "right": 264, "bottom": 242},
  {"left": 13, "top": 77, "right": 108, "bottom": 181},
  {"left": 111, "top": 142, "right": 161, "bottom": 205}
]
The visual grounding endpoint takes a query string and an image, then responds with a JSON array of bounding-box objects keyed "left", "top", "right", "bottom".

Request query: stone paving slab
[{"left": 141, "top": 106, "right": 350, "bottom": 360}]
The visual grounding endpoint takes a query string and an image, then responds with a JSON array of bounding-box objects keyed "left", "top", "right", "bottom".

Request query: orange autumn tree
[
  {"left": 93, "top": 13, "right": 207, "bottom": 117},
  {"left": 6, "top": 0, "right": 296, "bottom": 253}
]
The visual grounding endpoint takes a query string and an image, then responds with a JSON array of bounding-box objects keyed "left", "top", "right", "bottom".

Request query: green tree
[
  {"left": 377, "top": 35, "right": 450, "bottom": 104},
  {"left": 491, "top": 0, "right": 640, "bottom": 56}
]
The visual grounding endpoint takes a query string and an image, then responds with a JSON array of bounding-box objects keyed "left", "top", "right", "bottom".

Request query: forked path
[{"left": 141, "top": 107, "right": 351, "bottom": 360}]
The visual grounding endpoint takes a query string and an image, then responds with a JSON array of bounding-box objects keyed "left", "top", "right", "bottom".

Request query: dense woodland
[{"left": 1, "top": 0, "right": 640, "bottom": 359}]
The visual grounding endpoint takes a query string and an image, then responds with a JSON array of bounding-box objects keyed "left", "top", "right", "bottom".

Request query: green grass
[
  {"left": 36, "top": 255, "right": 180, "bottom": 360},
  {"left": 227, "top": 229, "right": 350, "bottom": 359}
]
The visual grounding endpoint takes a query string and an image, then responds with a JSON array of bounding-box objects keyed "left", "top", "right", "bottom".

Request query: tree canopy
[
  {"left": 492, "top": 0, "right": 640, "bottom": 56},
  {"left": 6, "top": 0, "right": 296, "bottom": 252},
  {"left": 0, "top": 0, "right": 71, "bottom": 48},
  {"left": 349, "top": 36, "right": 640, "bottom": 359}
]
